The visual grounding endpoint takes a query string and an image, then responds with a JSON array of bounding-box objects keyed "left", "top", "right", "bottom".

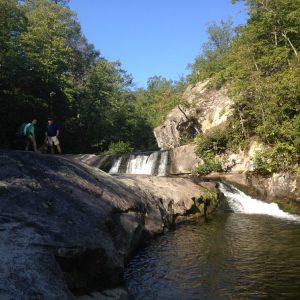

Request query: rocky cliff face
[
  {"left": 154, "top": 80, "right": 233, "bottom": 150},
  {"left": 169, "top": 144, "right": 202, "bottom": 174},
  {"left": 0, "top": 150, "right": 218, "bottom": 299}
]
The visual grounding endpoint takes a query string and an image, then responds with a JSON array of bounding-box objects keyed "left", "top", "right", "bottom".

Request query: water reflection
[{"left": 124, "top": 211, "right": 300, "bottom": 299}]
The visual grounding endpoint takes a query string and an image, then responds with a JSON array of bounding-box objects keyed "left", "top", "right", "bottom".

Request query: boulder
[
  {"left": 169, "top": 144, "right": 202, "bottom": 174},
  {"left": 0, "top": 150, "right": 218, "bottom": 299}
]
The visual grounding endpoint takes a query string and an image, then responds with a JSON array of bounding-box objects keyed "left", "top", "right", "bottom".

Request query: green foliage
[
  {"left": 195, "top": 129, "right": 228, "bottom": 157},
  {"left": 134, "top": 76, "right": 188, "bottom": 128},
  {"left": 189, "top": 0, "right": 300, "bottom": 173},
  {"left": 193, "top": 130, "right": 228, "bottom": 175},
  {"left": 105, "top": 141, "right": 133, "bottom": 156},
  {"left": 188, "top": 19, "right": 235, "bottom": 84},
  {"left": 254, "top": 143, "right": 298, "bottom": 175},
  {"left": 0, "top": 0, "right": 155, "bottom": 153},
  {"left": 179, "top": 128, "right": 195, "bottom": 145},
  {"left": 202, "top": 190, "right": 218, "bottom": 202},
  {"left": 194, "top": 152, "right": 223, "bottom": 175}
]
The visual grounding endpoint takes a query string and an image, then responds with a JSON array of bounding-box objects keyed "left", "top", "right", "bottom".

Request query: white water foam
[
  {"left": 126, "top": 152, "right": 159, "bottom": 175},
  {"left": 219, "top": 182, "right": 300, "bottom": 222},
  {"left": 157, "top": 151, "right": 168, "bottom": 176},
  {"left": 109, "top": 151, "right": 168, "bottom": 176},
  {"left": 109, "top": 157, "right": 123, "bottom": 174}
]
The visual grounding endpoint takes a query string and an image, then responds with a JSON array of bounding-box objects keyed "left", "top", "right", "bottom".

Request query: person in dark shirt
[{"left": 45, "top": 118, "right": 62, "bottom": 154}]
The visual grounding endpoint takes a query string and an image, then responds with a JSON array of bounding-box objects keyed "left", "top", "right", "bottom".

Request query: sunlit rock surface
[{"left": 154, "top": 80, "right": 233, "bottom": 150}]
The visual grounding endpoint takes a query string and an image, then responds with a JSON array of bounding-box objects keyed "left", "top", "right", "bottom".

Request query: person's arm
[{"left": 56, "top": 125, "right": 60, "bottom": 137}]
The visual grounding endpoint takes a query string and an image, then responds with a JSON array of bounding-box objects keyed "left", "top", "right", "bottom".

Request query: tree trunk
[
  {"left": 282, "top": 32, "right": 298, "bottom": 57},
  {"left": 177, "top": 105, "right": 200, "bottom": 134}
]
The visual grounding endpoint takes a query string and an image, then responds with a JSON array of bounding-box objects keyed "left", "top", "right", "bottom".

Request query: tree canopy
[
  {"left": 1, "top": 0, "right": 299, "bottom": 170},
  {"left": 0, "top": 0, "right": 155, "bottom": 153}
]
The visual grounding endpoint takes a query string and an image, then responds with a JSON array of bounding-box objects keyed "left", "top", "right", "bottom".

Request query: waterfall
[
  {"left": 109, "top": 156, "right": 123, "bottom": 174},
  {"left": 157, "top": 151, "right": 168, "bottom": 176},
  {"left": 219, "top": 182, "right": 300, "bottom": 221},
  {"left": 126, "top": 152, "right": 159, "bottom": 175},
  {"left": 108, "top": 151, "right": 168, "bottom": 176}
]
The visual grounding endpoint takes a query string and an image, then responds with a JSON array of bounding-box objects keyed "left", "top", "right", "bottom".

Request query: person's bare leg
[
  {"left": 25, "top": 139, "right": 30, "bottom": 151},
  {"left": 32, "top": 138, "right": 37, "bottom": 152},
  {"left": 56, "top": 144, "right": 62, "bottom": 154}
]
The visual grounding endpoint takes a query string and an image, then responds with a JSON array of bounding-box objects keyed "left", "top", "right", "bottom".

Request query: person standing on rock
[
  {"left": 24, "top": 118, "right": 38, "bottom": 152},
  {"left": 45, "top": 117, "right": 62, "bottom": 154}
]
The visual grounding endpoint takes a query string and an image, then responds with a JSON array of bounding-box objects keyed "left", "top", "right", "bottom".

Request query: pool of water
[{"left": 124, "top": 193, "right": 300, "bottom": 299}]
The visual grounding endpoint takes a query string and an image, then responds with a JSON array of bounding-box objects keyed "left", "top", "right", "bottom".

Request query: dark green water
[{"left": 124, "top": 210, "right": 300, "bottom": 299}]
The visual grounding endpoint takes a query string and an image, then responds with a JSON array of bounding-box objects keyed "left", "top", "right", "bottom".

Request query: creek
[{"left": 124, "top": 183, "right": 300, "bottom": 299}]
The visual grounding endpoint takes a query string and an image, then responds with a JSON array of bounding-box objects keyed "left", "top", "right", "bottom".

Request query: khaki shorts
[{"left": 48, "top": 136, "right": 60, "bottom": 146}]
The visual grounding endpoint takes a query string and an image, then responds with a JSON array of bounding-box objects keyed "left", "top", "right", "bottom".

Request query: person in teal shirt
[{"left": 24, "top": 118, "right": 38, "bottom": 152}]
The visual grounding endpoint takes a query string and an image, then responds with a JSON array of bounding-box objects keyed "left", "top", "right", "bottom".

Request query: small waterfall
[
  {"left": 219, "top": 182, "right": 300, "bottom": 221},
  {"left": 157, "top": 151, "right": 168, "bottom": 176},
  {"left": 109, "top": 156, "right": 123, "bottom": 174},
  {"left": 108, "top": 151, "right": 168, "bottom": 176},
  {"left": 126, "top": 152, "right": 159, "bottom": 175}
]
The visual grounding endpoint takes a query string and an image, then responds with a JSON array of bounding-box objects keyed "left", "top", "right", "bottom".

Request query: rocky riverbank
[{"left": 0, "top": 150, "right": 219, "bottom": 299}]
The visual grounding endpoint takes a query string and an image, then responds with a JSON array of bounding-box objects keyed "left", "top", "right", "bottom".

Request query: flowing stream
[{"left": 124, "top": 183, "right": 300, "bottom": 299}]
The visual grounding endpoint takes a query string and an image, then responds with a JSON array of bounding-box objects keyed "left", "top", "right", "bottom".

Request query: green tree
[
  {"left": 188, "top": 19, "right": 235, "bottom": 84},
  {"left": 134, "top": 76, "right": 187, "bottom": 128}
]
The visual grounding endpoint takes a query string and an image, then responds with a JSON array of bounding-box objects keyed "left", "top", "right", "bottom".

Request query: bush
[
  {"left": 195, "top": 129, "right": 228, "bottom": 157},
  {"left": 254, "top": 142, "right": 298, "bottom": 175},
  {"left": 194, "top": 151, "right": 222, "bottom": 175},
  {"left": 105, "top": 141, "right": 133, "bottom": 156}
]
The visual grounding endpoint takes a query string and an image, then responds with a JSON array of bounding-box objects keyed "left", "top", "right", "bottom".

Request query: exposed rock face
[
  {"left": 169, "top": 144, "right": 202, "bottom": 174},
  {"left": 154, "top": 80, "right": 233, "bottom": 150},
  {"left": 0, "top": 150, "right": 218, "bottom": 299},
  {"left": 220, "top": 140, "right": 265, "bottom": 172},
  {"left": 69, "top": 154, "right": 114, "bottom": 173}
]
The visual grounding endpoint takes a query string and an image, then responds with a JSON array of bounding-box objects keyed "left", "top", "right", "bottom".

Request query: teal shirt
[{"left": 24, "top": 123, "right": 35, "bottom": 138}]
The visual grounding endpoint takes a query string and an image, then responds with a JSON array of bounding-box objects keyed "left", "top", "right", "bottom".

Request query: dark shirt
[{"left": 46, "top": 124, "right": 59, "bottom": 137}]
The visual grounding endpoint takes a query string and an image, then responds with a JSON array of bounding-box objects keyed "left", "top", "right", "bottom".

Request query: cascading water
[
  {"left": 109, "top": 156, "right": 123, "bottom": 174},
  {"left": 157, "top": 151, "right": 168, "bottom": 176},
  {"left": 219, "top": 182, "right": 300, "bottom": 222},
  {"left": 109, "top": 151, "right": 168, "bottom": 176},
  {"left": 126, "top": 152, "right": 159, "bottom": 175}
]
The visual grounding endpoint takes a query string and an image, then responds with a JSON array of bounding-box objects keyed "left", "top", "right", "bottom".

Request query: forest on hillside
[
  {"left": 1, "top": 0, "right": 158, "bottom": 153},
  {"left": 1, "top": 0, "right": 299, "bottom": 174}
]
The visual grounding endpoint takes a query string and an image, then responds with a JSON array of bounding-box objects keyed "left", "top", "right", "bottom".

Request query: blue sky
[{"left": 69, "top": 0, "right": 248, "bottom": 88}]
